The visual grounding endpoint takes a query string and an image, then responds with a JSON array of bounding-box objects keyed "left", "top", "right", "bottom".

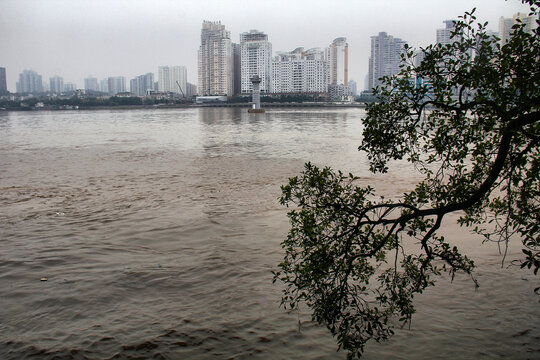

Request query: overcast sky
[{"left": 0, "top": 0, "right": 532, "bottom": 92}]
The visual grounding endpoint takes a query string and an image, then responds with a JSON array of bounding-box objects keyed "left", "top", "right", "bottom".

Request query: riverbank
[{"left": 0, "top": 102, "right": 366, "bottom": 112}]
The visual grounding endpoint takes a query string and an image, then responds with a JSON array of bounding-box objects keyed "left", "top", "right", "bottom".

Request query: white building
[
  {"left": 436, "top": 20, "right": 457, "bottom": 46},
  {"left": 413, "top": 49, "right": 426, "bottom": 67},
  {"left": 130, "top": 73, "right": 154, "bottom": 96},
  {"left": 329, "top": 37, "right": 348, "bottom": 86},
  {"left": 107, "top": 76, "right": 126, "bottom": 95},
  {"left": 499, "top": 12, "right": 538, "bottom": 45},
  {"left": 271, "top": 47, "right": 329, "bottom": 94},
  {"left": 158, "top": 66, "right": 186, "bottom": 95},
  {"left": 63, "top": 83, "right": 76, "bottom": 92},
  {"left": 240, "top": 30, "right": 272, "bottom": 94},
  {"left": 84, "top": 76, "right": 99, "bottom": 92},
  {"left": 16, "top": 70, "right": 43, "bottom": 94},
  {"left": 329, "top": 37, "right": 349, "bottom": 100},
  {"left": 348, "top": 80, "right": 357, "bottom": 96},
  {"left": 99, "top": 78, "right": 109, "bottom": 94},
  {"left": 303, "top": 48, "right": 330, "bottom": 93},
  {"left": 49, "top": 76, "right": 64, "bottom": 93},
  {"left": 198, "top": 21, "right": 233, "bottom": 96},
  {"left": 368, "top": 32, "right": 407, "bottom": 90},
  {"left": 186, "top": 82, "right": 198, "bottom": 98}
]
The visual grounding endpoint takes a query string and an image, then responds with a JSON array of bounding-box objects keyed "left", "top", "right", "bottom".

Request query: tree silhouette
[{"left": 274, "top": 1, "right": 539, "bottom": 358}]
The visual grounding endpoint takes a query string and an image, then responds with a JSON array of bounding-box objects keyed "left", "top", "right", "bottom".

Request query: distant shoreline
[{"left": 0, "top": 102, "right": 367, "bottom": 112}]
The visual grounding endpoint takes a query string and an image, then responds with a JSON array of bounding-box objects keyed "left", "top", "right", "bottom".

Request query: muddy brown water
[{"left": 1, "top": 108, "right": 538, "bottom": 359}]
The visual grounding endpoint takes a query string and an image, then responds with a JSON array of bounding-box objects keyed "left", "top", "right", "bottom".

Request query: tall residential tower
[
  {"left": 329, "top": 37, "right": 350, "bottom": 100},
  {"left": 329, "top": 37, "right": 348, "bottom": 87},
  {"left": 368, "top": 32, "right": 406, "bottom": 91},
  {"left": 107, "top": 76, "right": 126, "bottom": 95},
  {"left": 240, "top": 30, "right": 272, "bottom": 94},
  {"left": 158, "top": 66, "right": 186, "bottom": 95},
  {"left": 499, "top": 12, "right": 538, "bottom": 44},
  {"left": 436, "top": 20, "right": 457, "bottom": 46},
  {"left": 49, "top": 76, "right": 64, "bottom": 93},
  {"left": 16, "top": 70, "right": 43, "bottom": 94},
  {"left": 0, "top": 67, "right": 7, "bottom": 93},
  {"left": 130, "top": 73, "right": 154, "bottom": 96},
  {"left": 198, "top": 21, "right": 233, "bottom": 96},
  {"left": 84, "top": 76, "right": 99, "bottom": 92},
  {"left": 271, "top": 47, "right": 329, "bottom": 94}
]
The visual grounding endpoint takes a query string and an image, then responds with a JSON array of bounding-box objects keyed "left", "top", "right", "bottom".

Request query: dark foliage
[{"left": 274, "top": 1, "right": 539, "bottom": 358}]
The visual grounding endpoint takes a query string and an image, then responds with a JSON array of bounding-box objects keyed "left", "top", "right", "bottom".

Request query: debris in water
[{"left": 512, "top": 329, "right": 531, "bottom": 337}]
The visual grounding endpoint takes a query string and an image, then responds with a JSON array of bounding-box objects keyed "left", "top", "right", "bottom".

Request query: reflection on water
[
  {"left": 0, "top": 108, "right": 538, "bottom": 359},
  {"left": 198, "top": 107, "right": 351, "bottom": 161}
]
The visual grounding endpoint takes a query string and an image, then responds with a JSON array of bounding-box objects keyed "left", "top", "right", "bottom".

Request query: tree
[{"left": 274, "top": 1, "right": 539, "bottom": 358}]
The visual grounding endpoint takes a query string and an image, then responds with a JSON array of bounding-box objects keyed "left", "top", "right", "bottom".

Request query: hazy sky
[{"left": 0, "top": 0, "right": 532, "bottom": 92}]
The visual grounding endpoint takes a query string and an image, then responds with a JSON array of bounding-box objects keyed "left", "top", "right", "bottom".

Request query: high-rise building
[
  {"left": 499, "top": 16, "right": 515, "bottom": 45},
  {"left": 186, "top": 82, "right": 198, "bottom": 98},
  {"left": 329, "top": 37, "right": 350, "bottom": 100},
  {"left": 271, "top": 47, "right": 329, "bottom": 94},
  {"left": 16, "top": 70, "right": 43, "bottom": 94},
  {"left": 158, "top": 66, "right": 186, "bottom": 95},
  {"left": 49, "top": 76, "right": 64, "bottom": 93},
  {"left": 329, "top": 37, "right": 348, "bottom": 86},
  {"left": 64, "top": 83, "right": 76, "bottom": 92},
  {"left": 368, "top": 32, "right": 407, "bottom": 91},
  {"left": 198, "top": 21, "right": 233, "bottom": 96},
  {"left": 302, "top": 48, "right": 330, "bottom": 93},
  {"left": 100, "top": 78, "right": 109, "bottom": 94},
  {"left": 348, "top": 80, "right": 357, "bottom": 96},
  {"left": 499, "top": 12, "right": 538, "bottom": 44},
  {"left": 0, "top": 67, "right": 7, "bottom": 93},
  {"left": 232, "top": 43, "right": 241, "bottom": 95},
  {"left": 130, "top": 73, "right": 154, "bottom": 96},
  {"left": 84, "top": 76, "right": 99, "bottom": 92},
  {"left": 240, "top": 30, "right": 272, "bottom": 94},
  {"left": 129, "top": 78, "right": 138, "bottom": 96},
  {"left": 107, "top": 76, "right": 126, "bottom": 95},
  {"left": 413, "top": 49, "right": 426, "bottom": 67},
  {"left": 364, "top": 74, "right": 369, "bottom": 92},
  {"left": 436, "top": 20, "right": 457, "bottom": 46}
]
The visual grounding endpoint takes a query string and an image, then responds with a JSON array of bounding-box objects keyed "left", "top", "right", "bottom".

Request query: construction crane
[{"left": 175, "top": 80, "right": 186, "bottom": 98}]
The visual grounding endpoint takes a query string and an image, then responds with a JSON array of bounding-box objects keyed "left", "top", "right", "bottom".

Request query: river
[{"left": 0, "top": 107, "right": 538, "bottom": 359}]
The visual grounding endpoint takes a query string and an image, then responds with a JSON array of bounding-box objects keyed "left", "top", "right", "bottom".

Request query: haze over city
[
  {"left": 1, "top": 0, "right": 532, "bottom": 92},
  {"left": 1, "top": 0, "right": 539, "bottom": 358}
]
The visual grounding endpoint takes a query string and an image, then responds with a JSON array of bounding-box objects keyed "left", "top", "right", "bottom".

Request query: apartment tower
[
  {"left": 158, "top": 66, "right": 187, "bottom": 95},
  {"left": 499, "top": 12, "right": 538, "bottom": 44},
  {"left": 49, "top": 76, "right": 64, "bottom": 93},
  {"left": 0, "top": 67, "right": 7, "bottom": 93},
  {"left": 16, "top": 70, "right": 43, "bottom": 94},
  {"left": 436, "top": 20, "right": 457, "bottom": 46},
  {"left": 107, "top": 76, "right": 126, "bottom": 95},
  {"left": 240, "top": 30, "right": 272, "bottom": 94},
  {"left": 368, "top": 32, "right": 407, "bottom": 90},
  {"left": 271, "top": 47, "right": 329, "bottom": 94},
  {"left": 198, "top": 21, "right": 233, "bottom": 96},
  {"left": 84, "top": 76, "right": 99, "bottom": 92},
  {"left": 130, "top": 73, "right": 155, "bottom": 96},
  {"left": 329, "top": 37, "right": 348, "bottom": 86}
]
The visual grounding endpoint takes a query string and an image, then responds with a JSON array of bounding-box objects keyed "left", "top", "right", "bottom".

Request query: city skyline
[{"left": 0, "top": 0, "right": 532, "bottom": 92}]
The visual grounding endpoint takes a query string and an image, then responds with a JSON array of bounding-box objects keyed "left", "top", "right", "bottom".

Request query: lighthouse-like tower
[{"left": 248, "top": 75, "right": 265, "bottom": 113}]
